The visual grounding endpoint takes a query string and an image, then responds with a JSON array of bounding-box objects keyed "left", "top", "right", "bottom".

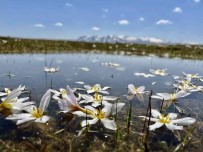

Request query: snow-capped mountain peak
[{"left": 78, "top": 35, "right": 165, "bottom": 44}]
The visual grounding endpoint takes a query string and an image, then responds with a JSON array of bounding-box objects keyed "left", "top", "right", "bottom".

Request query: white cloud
[
  {"left": 139, "top": 17, "right": 145, "bottom": 21},
  {"left": 55, "top": 22, "right": 63, "bottom": 27},
  {"left": 34, "top": 24, "right": 45, "bottom": 28},
  {"left": 156, "top": 19, "right": 173, "bottom": 25},
  {"left": 118, "top": 19, "right": 129, "bottom": 25},
  {"left": 173, "top": 7, "right": 182, "bottom": 13},
  {"left": 102, "top": 8, "right": 109, "bottom": 13},
  {"left": 65, "top": 2, "right": 73, "bottom": 7},
  {"left": 194, "top": 0, "right": 200, "bottom": 3},
  {"left": 92, "top": 26, "right": 100, "bottom": 31}
]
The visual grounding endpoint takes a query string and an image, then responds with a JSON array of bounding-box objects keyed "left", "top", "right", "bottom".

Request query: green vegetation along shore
[{"left": 0, "top": 36, "right": 203, "bottom": 59}]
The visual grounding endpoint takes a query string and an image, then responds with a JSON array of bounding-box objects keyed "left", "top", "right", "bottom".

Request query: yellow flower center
[
  {"left": 159, "top": 114, "right": 171, "bottom": 124},
  {"left": 188, "top": 74, "right": 196, "bottom": 78},
  {"left": 5, "top": 88, "right": 11, "bottom": 95},
  {"left": 183, "top": 80, "right": 189, "bottom": 85},
  {"left": 134, "top": 87, "right": 138, "bottom": 94},
  {"left": 193, "top": 85, "right": 198, "bottom": 89},
  {"left": 180, "top": 85, "right": 185, "bottom": 90},
  {"left": 155, "top": 69, "right": 164, "bottom": 75},
  {"left": 32, "top": 107, "right": 43, "bottom": 118},
  {"left": 80, "top": 108, "right": 106, "bottom": 119},
  {"left": 170, "top": 93, "right": 176, "bottom": 101},
  {"left": 92, "top": 85, "right": 100, "bottom": 92},
  {"left": 0, "top": 102, "right": 12, "bottom": 110},
  {"left": 95, "top": 109, "right": 106, "bottom": 119},
  {"left": 93, "top": 93, "right": 103, "bottom": 102},
  {"left": 0, "top": 103, "right": 12, "bottom": 116},
  {"left": 60, "top": 89, "right": 67, "bottom": 99}
]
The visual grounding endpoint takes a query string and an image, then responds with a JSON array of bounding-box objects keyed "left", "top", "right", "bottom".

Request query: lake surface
[{"left": 0, "top": 52, "right": 203, "bottom": 151}]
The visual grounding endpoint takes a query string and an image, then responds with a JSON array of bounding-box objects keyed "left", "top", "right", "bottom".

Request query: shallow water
[{"left": 0, "top": 52, "right": 203, "bottom": 151}]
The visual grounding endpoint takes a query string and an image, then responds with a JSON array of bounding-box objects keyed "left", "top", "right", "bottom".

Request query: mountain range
[{"left": 78, "top": 35, "right": 166, "bottom": 44}]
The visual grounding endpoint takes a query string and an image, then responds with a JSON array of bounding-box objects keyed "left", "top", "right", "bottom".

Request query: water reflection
[
  {"left": 0, "top": 53, "right": 203, "bottom": 150},
  {"left": 0, "top": 53, "right": 203, "bottom": 100}
]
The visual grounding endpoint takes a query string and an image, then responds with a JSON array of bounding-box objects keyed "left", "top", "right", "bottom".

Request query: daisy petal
[
  {"left": 6, "top": 113, "right": 32, "bottom": 120},
  {"left": 101, "top": 118, "right": 116, "bottom": 130},
  {"left": 126, "top": 95, "right": 135, "bottom": 100},
  {"left": 84, "top": 85, "right": 91, "bottom": 90},
  {"left": 16, "top": 118, "right": 36, "bottom": 125},
  {"left": 4, "top": 88, "right": 23, "bottom": 102},
  {"left": 39, "top": 90, "right": 51, "bottom": 113},
  {"left": 111, "top": 103, "right": 125, "bottom": 115},
  {"left": 101, "top": 86, "right": 111, "bottom": 90},
  {"left": 151, "top": 109, "right": 162, "bottom": 118},
  {"left": 165, "top": 124, "right": 183, "bottom": 130},
  {"left": 91, "top": 102, "right": 100, "bottom": 107},
  {"left": 17, "top": 97, "right": 29, "bottom": 103},
  {"left": 81, "top": 118, "right": 98, "bottom": 127},
  {"left": 66, "top": 85, "right": 78, "bottom": 104},
  {"left": 151, "top": 95, "right": 163, "bottom": 100},
  {"left": 128, "top": 84, "right": 135, "bottom": 95},
  {"left": 35, "top": 115, "right": 49, "bottom": 123},
  {"left": 136, "top": 93, "right": 144, "bottom": 101},
  {"left": 0, "top": 92, "right": 8, "bottom": 96},
  {"left": 58, "top": 99, "right": 77, "bottom": 112},
  {"left": 103, "top": 96, "right": 117, "bottom": 101},
  {"left": 175, "top": 91, "right": 190, "bottom": 99},
  {"left": 137, "top": 86, "right": 145, "bottom": 92},
  {"left": 171, "top": 117, "right": 196, "bottom": 125},
  {"left": 87, "top": 90, "right": 95, "bottom": 94},
  {"left": 81, "top": 94, "right": 93, "bottom": 101},
  {"left": 84, "top": 105, "right": 97, "bottom": 114},
  {"left": 168, "top": 113, "right": 177, "bottom": 120},
  {"left": 99, "top": 90, "right": 109, "bottom": 94},
  {"left": 72, "top": 111, "right": 87, "bottom": 117},
  {"left": 156, "top": 93, "right": 170, "bottom": 100},
  {"left": 149, "top": 122, "right": 163, "bottom": 131}
]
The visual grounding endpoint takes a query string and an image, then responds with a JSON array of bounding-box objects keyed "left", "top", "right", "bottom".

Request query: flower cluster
[
  {"left": 0, "top": 86, "right": 35, "bottom": 116},
  {"left": 5, "top": 88, "right": 51, "bottom": 124},
  {"left": 1, "top": 69, "right": 199, "bottom": 134},
  {"left": 1, "top": 84, "right": 124, "bottom": 132},
  {"left": 130, "top": 70, "right": 199, "bottom": 131},
  {"left": 51, "top": 84, "right": 125, "bottom": 131}
]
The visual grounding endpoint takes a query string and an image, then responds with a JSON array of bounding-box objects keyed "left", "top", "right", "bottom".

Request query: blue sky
[{"left": 0, "top": 0, "right": 202, "bottom": 43}]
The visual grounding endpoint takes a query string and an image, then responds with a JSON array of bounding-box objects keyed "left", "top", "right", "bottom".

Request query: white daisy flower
[{"left": 139, "top": 109, "right": 196, "bottom": 131}]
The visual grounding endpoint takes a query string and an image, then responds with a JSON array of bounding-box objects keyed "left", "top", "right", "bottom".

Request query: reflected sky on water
[{"left": 0, "top": 53, "right": 203, "bottom": 126}]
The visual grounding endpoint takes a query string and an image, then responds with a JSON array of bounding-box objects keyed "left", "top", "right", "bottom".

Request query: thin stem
[
  {"left": 160, "top": 98, "right": 164, "bottom": 113},
  {"left": 50, "top": 78, "right": 53, "bottom": 89},
  {"left": 29, "top": 91, "right": 32, "bottom": 101},
  {"left": 142, "top": 90, "right": 152, "bottom": 152},
  {"left": 126, "top": 100, "right": 132, "bottom": 138},
  {"left": 146, "top": 90, "right": 152, "bottom": 139}
]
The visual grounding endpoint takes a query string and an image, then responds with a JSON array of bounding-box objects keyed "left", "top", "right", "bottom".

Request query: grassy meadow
[{"left": 1, "top": 36, "right": 203, "bottom": 59}]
